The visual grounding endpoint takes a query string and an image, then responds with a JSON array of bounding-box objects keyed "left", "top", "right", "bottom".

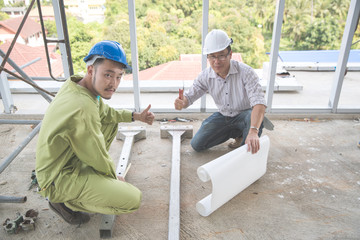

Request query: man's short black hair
[
  {"left": 93, "top": 58, "right": 126, "bottom": 70},
  {"left": 93, "top": 58, "right": 105, "bottom": 68}
]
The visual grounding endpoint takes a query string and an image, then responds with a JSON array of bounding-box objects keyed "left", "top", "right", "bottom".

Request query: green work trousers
[{"left": 47, "top": 123, "right": 142, "bottom": 215}]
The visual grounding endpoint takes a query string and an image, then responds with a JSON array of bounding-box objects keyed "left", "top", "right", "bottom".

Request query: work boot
[
  {"left": 228, "top": 137, "right": 242, "bottom": 149},
  {"left": 48, "top": 202, "right": 90, "bottom": 225}
]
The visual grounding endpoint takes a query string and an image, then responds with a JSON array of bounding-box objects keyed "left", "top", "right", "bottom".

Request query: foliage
[
  {"left": 66, "top": 16, "right": 97, "bottom": 74},
  {"left": 0, "top": 12, "right": 9, "bottom": 21},
  {"left": 298, "top": 18, "right": 342, "bottom": 50},
  {"left": 281, "top": 0, "right": 351, "bottom": 50},
  {"left": 40, "top": 0, "right": 52, "bottom": 6},
  {"left": 44, "top": 20, "right": 57, "bottom": 38},
  {"left": 40, "top": 0, "right": 354, "bottom": 73},
  {"left": 8, "top": 1, "right": 25, "bottom": 7}
]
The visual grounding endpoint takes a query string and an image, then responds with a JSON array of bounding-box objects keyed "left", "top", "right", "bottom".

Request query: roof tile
[
  {"left": 124, "top": 53, "right": 242, "bottom": 81},
  {"left": 0, "top": 16, "right": 41, "bottom": 39},
  {"left": 0, "top": 41, "right": 63, "bottom": 78}
]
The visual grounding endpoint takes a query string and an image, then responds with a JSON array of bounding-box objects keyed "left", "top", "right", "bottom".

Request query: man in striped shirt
[{"left": 174, "top": 29, "right": 267, "bottom": 154}]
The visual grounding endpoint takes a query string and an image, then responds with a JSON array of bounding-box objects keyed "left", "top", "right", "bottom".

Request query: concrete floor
[
  {"left": 0, "top": 113, "right": 360, "bottom": 240},
  {"left": 1, "top": 69, "right": 360, "bottom": 239}
]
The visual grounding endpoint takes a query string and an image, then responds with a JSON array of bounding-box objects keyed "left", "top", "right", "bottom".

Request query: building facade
[
  {"left": 64, "top": 0, "right": 106, "bottom": 23},
  {"left": 0, "top": 17, "right": 43, "bottom": 46},
  {"left": 0, "top": 7, "right": 26, "bottom": 18}
]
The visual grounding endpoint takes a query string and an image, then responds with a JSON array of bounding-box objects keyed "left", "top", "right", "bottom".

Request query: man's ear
[{"left": 87, "top": 65, "right": 94, "bottom": 76}]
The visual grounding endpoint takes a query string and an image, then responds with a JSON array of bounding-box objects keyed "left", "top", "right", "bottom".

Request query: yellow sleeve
[{"left": 98, "top": 98, "right": 132, "bottom": 124}]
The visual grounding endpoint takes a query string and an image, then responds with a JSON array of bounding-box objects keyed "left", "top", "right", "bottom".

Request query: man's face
[
  {"left": 90, "top": 59, "right": 125, "bottom": 100},
  {"left": 207, "top": 48, "right": 232, "bottom": 78}
]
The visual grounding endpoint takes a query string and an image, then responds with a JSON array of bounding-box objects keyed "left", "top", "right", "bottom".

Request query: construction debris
[
  {"left": 3, "top": 209, "right": 38, "bottom": 234},
  {"left": 289, "top": 117, "right": 326, "bottom": 122},
  {"left": 3, "top": 214, "right": 23, "bottom": 234},
  {"left": 158, "top": 117, "right": 194, "bottom": 123},
  {"left": 29, "top": 170, "right": 38, "bottom": 190}
]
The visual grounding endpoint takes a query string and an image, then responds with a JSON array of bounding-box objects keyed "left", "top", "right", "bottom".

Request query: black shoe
[{"left": 49, "top": 202, "right": 90, "bottom": 225}]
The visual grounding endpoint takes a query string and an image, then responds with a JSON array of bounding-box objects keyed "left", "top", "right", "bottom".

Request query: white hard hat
[{"left": 202, "top": 29, "right": 233, "bottom": 55}]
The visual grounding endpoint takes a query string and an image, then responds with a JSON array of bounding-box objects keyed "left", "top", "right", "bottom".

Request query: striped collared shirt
[{"left": 184, "top": 60, "right": 266, "bottom": 117}]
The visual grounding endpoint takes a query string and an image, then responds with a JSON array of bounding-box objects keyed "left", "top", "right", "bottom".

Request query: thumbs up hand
[{"left": 133, "top": 104, "right": 155, "bottom": 125}]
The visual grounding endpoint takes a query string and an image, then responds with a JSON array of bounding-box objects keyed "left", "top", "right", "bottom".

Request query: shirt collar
[{"left": 69, "top": 75, "right": 98, "bottom": 103}]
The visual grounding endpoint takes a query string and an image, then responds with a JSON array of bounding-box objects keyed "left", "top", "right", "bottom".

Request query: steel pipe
[
  {"left": 0, "top": 120, "right": 41, "bottom": 125},
  {"left": 0, "top": 196, "right": 27, "bottom": 203},
  {"left": 0, "top": 123, "right": 41, "bottom": 174}
]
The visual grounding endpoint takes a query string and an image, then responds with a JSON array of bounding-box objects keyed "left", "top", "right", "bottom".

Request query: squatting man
[
  {"left": 174, "top": 29, "right": 269, "bottom": 154},
  {"left": 36, "top": 40, "right": 155, "bottom": 225}
]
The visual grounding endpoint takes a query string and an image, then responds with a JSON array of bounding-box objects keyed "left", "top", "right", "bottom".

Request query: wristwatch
[{"left": 250, "top": 126, "right": 259, "bottom": 132}]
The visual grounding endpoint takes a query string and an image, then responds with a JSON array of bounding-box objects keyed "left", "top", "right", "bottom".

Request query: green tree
[
  {"left": 70, "top": 41, "right": 92, "bottom": 74},
  {"left": 282, "top": 0, "right": 312, "bottom": 48},
  {"left": 313, "top": 0, "right": 332, "bottom": 19},
  {"left": 299, "top": 17, "right": 341, "bottom": 50},
  {"left": 329, "top": 0, "right": 349, "bottom": 21},
  {"left": 67, "top": 0, "right": 353, "bottom": 70},
  {"left": 66, "top": 16, "right": 96, "bottom": 74},
  {"left": 156, "top": 45, "right": 178, "bottom": 63},
  {"left": 208, "top": 3, "right": 268, "bottom": 68},
  {"left": 0, "top": 12, "right": 9, "bottom": 21},
  {"left": 44, "top": 20, "right": 57, "bottom": 38},
  {"left": 10, "top": 1, "right": 25, "bottom": 7},
  {"left": 40, "top": 0, "right": 52, "bottom": 6},
  {"left": 172, "top": 37, "right": 201, "bottom": 55},
  {"left": 104, "top": 0, "right": 128, "bottom": 25},
  {"left": 174, "top": 0, "right": 201, "bottom": 17},
  {"left": 137, "top": 24, "right": 169, "bottom": 69},
  {"left": 102, "top": 16, "right": 131, "bottom": 68}
]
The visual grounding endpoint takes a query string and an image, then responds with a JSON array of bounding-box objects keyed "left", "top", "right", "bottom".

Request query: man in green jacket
[{"left": 36, "top": 40, "right": 155, "bottom": 225}]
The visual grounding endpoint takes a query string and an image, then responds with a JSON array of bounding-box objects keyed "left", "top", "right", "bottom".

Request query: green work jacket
[{"left": 35, "top": 76, "right": 132, "bottom": 199}]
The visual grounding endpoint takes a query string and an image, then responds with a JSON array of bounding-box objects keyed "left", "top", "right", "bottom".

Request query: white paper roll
[{"left": 196, "top": 135, "right": 270, "bottom": 217}]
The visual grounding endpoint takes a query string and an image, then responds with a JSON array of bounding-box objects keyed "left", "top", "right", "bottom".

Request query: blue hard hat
[{"left": 83, "top": 40, "right": 131, "bottom": 70}]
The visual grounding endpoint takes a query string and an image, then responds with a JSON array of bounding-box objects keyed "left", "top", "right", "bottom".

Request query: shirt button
[
  {"left": 227, "top": 104, "right": 229, "bottom": 106},
  {"left": 226, "top": 93, "right": 228, "bottom": 95}
]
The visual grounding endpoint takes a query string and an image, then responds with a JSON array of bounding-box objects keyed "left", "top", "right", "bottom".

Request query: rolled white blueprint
[{"left": 196, "top": 135, "right": 270, "bottom": 217}]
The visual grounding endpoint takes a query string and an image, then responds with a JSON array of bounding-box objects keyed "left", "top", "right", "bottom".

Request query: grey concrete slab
[{"left": 0, "top": 115, "right": 359, "bottom": 239}]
